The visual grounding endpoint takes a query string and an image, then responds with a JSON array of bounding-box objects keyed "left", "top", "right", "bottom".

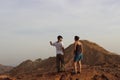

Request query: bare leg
[
  {"left": 78, "top": 61, "right": 81, "bottom": 73},
  {"left": 74, "top": 62, "right": 77, "bottom": 73}
]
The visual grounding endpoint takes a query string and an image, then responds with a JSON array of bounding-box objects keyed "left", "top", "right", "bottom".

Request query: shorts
[{"left": 74, "top": 53, "right": 83, "bottom": 62}]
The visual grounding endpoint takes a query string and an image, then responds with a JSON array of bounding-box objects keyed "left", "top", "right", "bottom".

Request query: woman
[{"left": 73, "top": 36, "right": 83, "bottom": 74}]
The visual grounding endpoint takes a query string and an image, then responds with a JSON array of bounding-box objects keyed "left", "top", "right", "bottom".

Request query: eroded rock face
[
  {"left": 0, "top": 78, "right": 12, "bottom": 80},
  {"left": 92, "top": 74, "right": 109, "bottom": 80},
  {"left": 0, "top": 77, "right": 15, "bottom": 80},
  {"left": 0, "top": 75, "right": 15, "bottom": 80}
]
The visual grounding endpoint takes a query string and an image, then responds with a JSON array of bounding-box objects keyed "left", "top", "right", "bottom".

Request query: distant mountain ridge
[
  {"left": 9, "top": 40, "right": 120, "bottom": 80},
  {"left": 0, "top": 64, "right": 13, "bottom": 74}
]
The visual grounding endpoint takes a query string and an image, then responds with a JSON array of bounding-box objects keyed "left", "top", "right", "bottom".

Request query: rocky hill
[
  {"left": 0, "top": 64, "right": 13, "bottom": 74},
  {"left": 8, "top": 40, "right": 120, "bottom": 80}
]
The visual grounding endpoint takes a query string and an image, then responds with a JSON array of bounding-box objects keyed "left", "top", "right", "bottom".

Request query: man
[{"left": 50, "top": 35, "right": 65, "bottom": 72}]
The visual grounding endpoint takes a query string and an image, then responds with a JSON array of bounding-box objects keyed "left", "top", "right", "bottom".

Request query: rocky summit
[{"left": 2, "top": 40, "right": 120, "bottom": 80}]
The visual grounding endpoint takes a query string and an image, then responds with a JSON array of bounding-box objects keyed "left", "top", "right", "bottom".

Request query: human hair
[
  {"left": 74, "top": 36, "right": 80, "bottom": 41},
  {"left": 57, "top": 35, "right": 63, "bottom": 40}
]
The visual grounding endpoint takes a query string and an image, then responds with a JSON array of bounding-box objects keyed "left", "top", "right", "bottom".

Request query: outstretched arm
[{"left": 50, "top": 41, "right": 53, "bottom": 45}]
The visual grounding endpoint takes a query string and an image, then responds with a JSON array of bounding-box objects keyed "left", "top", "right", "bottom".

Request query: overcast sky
[{"left": 0, "top": 0, "right": 120, "bottom": 66}]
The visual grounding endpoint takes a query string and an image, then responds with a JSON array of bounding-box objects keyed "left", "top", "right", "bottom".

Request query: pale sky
[{"left": 0, "top": 0, "right": 120, "bottom": 66}]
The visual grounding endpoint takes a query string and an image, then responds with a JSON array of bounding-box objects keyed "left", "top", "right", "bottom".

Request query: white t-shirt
[{"left": 52, "top": 41, "right": 64, "bottom": 55}]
